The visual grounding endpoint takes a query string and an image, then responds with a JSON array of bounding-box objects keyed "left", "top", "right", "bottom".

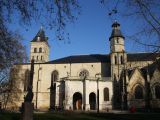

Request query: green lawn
[{"left": 0, "top": 112, "right": 160, "bottom": 120}]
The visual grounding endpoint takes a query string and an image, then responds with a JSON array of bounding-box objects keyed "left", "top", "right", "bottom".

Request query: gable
[
  {"left": 128, "top": 68, "right": 145, "bottom": 92},
  {"left": 150, "top": 68, "right": 160, "bottom": 86}
]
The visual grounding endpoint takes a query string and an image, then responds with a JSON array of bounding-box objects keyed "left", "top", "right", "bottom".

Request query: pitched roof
[
  {"left": 127, "top": 53, "right": 160, "bottom": 61},
  {"left": 31, "top": 28, "right": 48, "bottom": 42},
  {"left": 46, "top": 53, "right": 160, "bottom": 64},
  {"left": 109, "top": 21, "right": 125, "bottom": 40},
  {"left": 127, "top": 58, "right": 160, "bottom": 80},
  {"left": 146, "top": 58, "right": 160, "bottom": 79},
  {"left": 46, "top": 54, "right": 110, "bottom": 64},
  {"left": 127, "top": 67, "right": 147, "bottom": 80}
]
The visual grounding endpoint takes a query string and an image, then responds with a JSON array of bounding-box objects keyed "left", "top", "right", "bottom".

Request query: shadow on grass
[
  {"left": 0, "top": 112, "right": 20, "bottom": 120},
  {"left": 1, "top": 112, "right": 160, "bottom": 120}
]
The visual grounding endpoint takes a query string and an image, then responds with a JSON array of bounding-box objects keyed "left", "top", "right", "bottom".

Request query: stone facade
[
  {"left": 10, "top": 62, "right": 112, "bottom": 111},
  {"left": 2, "top": 22, "right": 160, "bottom": 111},
  {"left": 30, "top": 42, "right": 49, "bottom": 63}
]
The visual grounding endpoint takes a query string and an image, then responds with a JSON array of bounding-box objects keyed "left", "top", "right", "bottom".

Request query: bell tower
[
  {"left": 110, "top": 21, "right": 125, "bottom": 53},
  {"left": 110, "top": 21, "right": 127, "bottom": 79},
  {"left": 110, "top": 21, "right": 127, "bottom": 109},
  {"left": 30, "top": 27, "right": 49, "bottom": 63}
]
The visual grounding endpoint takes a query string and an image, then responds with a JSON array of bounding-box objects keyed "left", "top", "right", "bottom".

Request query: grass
[
  {"left": 0, "top": 112, "right": 20, "bottom": 120},
  {"left": 0, "top": 111, "right": 160, "bottom": 120}
]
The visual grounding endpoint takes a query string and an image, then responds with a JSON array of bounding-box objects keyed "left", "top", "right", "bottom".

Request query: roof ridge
[
  {"left": 127, "top": 52, "right": 159, "bottom": 54},
  {"left": 45, "top": 54, "right": 110, "bottom": 64},
  {"left": 73, "top": 53, "right": 107, "bottom": 56}
]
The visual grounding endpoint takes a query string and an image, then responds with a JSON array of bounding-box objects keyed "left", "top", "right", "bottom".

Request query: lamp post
[
  {"left": 35, "top": 67, "right": 42, "bottom": 110},
  {"left": 95, "top": 73, "right": 101, "bottom": 113}
]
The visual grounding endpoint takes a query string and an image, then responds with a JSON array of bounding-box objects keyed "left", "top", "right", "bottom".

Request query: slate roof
[
  {"left": 127, "top": 58, "right": 160, "bottom": 80},
  {"left": 109, "top": 21, "right": 125, "bottom": 40},
  {"left": 31, "top": 28, "right": 48, "bottom": 42},
  {"left": 46, "top": 54, "right": 110, "bottom": 64},
  {"left": 46, "top": 53, "right": 160, "bottom": 64},
  {"left": 127, "top": 53, "right": 160, "bottom": 61}
]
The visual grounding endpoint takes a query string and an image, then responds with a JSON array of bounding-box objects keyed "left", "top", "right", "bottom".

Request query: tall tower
[
  {"left": 109, "top": 21, "right": 127, "bottom": 109},
  {"left": 110, "top": 21, "right": 127, "bottom": 78},
  {"left": 30, "top": 27, "right": 49, "bottom": 63}
]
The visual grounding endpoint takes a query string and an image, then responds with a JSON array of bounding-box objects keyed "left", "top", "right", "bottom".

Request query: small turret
[{"left": 109, "top": 21, "right": 124, "bottom": 40}]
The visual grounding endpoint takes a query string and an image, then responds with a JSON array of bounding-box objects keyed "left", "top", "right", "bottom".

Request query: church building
[{"left": 3, "top": 22, "right": 160, "bottom": 111}]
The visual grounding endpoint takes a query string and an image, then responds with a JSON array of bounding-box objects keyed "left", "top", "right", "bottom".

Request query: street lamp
[
  {"left": 95, "top": 73, "right": 101, "bottom": 113},
  {"left": 35, "top": 67, "right": 42, "bottom": 110}
]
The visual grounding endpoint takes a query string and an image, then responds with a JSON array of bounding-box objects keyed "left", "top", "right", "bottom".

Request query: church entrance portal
[
  {"left": 89, "top": 92, "right": 96, "bottom": 110},
  {"left": 73, "top": 92, "right": 82, "bottom": 110}
]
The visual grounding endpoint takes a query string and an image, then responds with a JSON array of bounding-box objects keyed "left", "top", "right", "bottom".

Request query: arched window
[
  {"left": 79, "top": 69, "right": 89, "bottom": 78},
  {"left": 51, "top": 70, "right": 59, "bottom": 82},
  {"left": 135, "top": 85, "right": 143, "bottom": 99},
  {"left": 120, "top": 55, "right": 123, "bottom": 64},
  {"left": 24, "top": 70, "right": 30, "bottom": 91},
  {"left": 155, "top": 85, "right": 160, "bottom": 99},
  {"left": 41, "top": 56, "right": 43, "bottom": 60},
  {"left": 34, "top": 48, "right": 37, "bottom": 53},
  {"left": 39, "top": 48, "right": 42, "bottom": 53},
  {"left": 104, "top": 87, "right": 109, "bottom": 101},
  {"left": 114, "top": 55, "right": 117, "bottom": 64},
  {"left": 37, "top": 56, "right": 38, "bottom": 60},
  {"left": 116, "top": 37, "right": 119, "bottom": 43}
]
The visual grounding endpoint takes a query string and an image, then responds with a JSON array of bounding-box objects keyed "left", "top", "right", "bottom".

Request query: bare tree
[
  {"left": 101, "top": 0, "right": 160, "bottom": 51},
  {"left": 0, "top": 0, "right": 80, "bottom": 41},
  {"left": 0, "top": 29, "right": 26, "bottom": 109},
  {"left": 0, "top": 0, "right": 80, "bottom": 85},
  {"left": 0, "top": 1, "right": 80, "bottom": 108},
  {"left": 0, "top": 65, "right": 24, "bottom": 110}
]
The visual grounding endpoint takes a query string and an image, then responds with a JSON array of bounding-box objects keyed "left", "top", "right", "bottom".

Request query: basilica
[{"left": 3, "top": 22, "right": 160, "bottom": 111}]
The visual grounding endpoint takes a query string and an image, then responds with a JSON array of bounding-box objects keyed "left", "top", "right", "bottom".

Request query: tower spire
[
  {"left": 109, "top": 21, "right": 124, "bottom": 41},
  {"left": 109, "top": 21, "right": 125, "bottom": 52},
  {"left": 40, "top": 25, "right": 43, "bottom": 30},
  {"left": 31, "top": 27, "right": 48, "bottom": 42}
]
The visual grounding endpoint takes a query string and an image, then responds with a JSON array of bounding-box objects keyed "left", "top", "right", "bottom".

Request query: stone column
[
  {"left": 64, "top": 80, "right": 72, "bottom": 110},
  {"left": 85, "top": 80, "right": 90, "bottom": 110}
]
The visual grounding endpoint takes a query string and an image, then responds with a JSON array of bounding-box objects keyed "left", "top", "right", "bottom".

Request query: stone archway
[
  {"left": 73, "top": 92, "right": 82, "bottom": 110},
  {"left": 89, "top": 92, "right": 96, "bottom": 110}
]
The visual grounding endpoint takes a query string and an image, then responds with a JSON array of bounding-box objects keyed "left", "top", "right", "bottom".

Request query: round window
[{"left": 79, "top": 70, "right": 89, "bottom": 78}]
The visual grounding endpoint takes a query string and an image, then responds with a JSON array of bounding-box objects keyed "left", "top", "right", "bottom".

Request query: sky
[{"left": 9, "top": 0, "right": 150, "bottom": 61}]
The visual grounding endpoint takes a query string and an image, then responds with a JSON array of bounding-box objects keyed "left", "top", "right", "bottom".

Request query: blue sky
[{"left": 9, "top": 0, "right": 150, "bottom": 61}]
